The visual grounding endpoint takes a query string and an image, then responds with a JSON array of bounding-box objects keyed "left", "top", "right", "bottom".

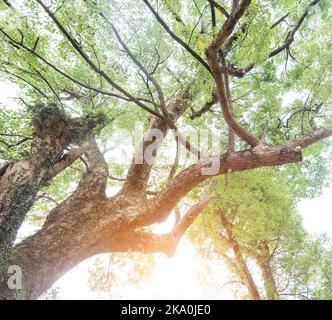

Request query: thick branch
[
  {"left": 122, "top": 89, "right": 192, "bottom": 194},
  {"left": 207, "top": 0, "right": 252, "bottom": 52},
  {"left": 142, "top": 127, "right": 332, "bottom": 225},
  {"left": 103, "top": 197, "right": 210, "bottom": 257},
  {"left": 205, "top": 0, "right": 260, "bottom": 146}
]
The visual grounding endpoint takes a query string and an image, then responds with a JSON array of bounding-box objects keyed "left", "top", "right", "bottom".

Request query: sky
[
  {"left": 47, "top": 185, "right": 332, "bottom": 300},
  {"left": 1, "top": 79, "right": 332, "bottom": 299}
]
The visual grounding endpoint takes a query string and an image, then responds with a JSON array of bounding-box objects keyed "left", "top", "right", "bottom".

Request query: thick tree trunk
[
  {"left": 0, "top": 106, "right": 101, "bottom": 293},
  {"left": 0, "top": 98, "right": 330, "bottom": 299},
  {"left": 0, "top": 159, "right": 45, "bottom": 276},
  {"left": 0, "top": 135, "right": 110, "bottom": 299},
  {"left": 5, "top": 193, "right": 209, "bottom": 299}
]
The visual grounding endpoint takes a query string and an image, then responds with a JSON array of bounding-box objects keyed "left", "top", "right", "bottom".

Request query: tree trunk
[
  {"left": 232, "top": 243, "right": 261, "bottom": 300},
  {"left": 0, "top": 115, "right": 209, "bottom": 299},
  {"left": 259, "top": 259, "right": 279, "bottom": 300},
  {"left": 0, "top": 106, "right": 101, "bottom": 292},
  {"left": 0, "top": 98, "right": 330, "bottom": 299},
  {"left": 221, "top": 218, "right": 261, "bottom": 300},
  {"left": 256, "top": 243, "right": 279, "bottom": 300}
]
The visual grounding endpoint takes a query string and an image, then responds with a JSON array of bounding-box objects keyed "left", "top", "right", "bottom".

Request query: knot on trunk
[
  {"left": 31, "top": 104, "right": 106, "bottom": 156},
  {"left": 32, "top": 105, "right": 67, "bottom": 139}
]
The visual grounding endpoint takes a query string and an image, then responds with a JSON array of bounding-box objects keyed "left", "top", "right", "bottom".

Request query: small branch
[
  {"left": 32, "top": 35, "right": 40, "bottom": 52},
  {"left": 35, "top": 0, "right": 164, "bottom": 119},
  {"left": 0, "top": 137, "right": 30, "bottom": 149},
  {"left": 0, "top": 66, "right": 49, "bottom": 98},
  {"left": 109, "top": 175, "right": 126, "bottom": 182},
  {"left": 0, "top": 27, "right": 152, "bottom": 105},
  {"left": 209, "top": 1, "right": 216, "bottom": 29},
  {"left": 2, "top": 0, "right": 13, "bottom": 9},
  {"left": 232, "top": 0, "right": 321, "bottom": 77},
  {"left": 48, "top": 146, "right": 87, "bottom": 180},
  {"left": 208, "top": 0, "right": 230, "bottom": 19},
  {"left": 270, "top": 13, "right": 289, "bottom": 29},
  {"left": 190, "top": 92, "right": 218, "bottom": 119},
  {"left": 143, "top": 0, "right": 212, "bottom": 74},
  {"left": 110, "top": 22, "right": 167, "bottom": 116},
  {"left": 269, "top": 0, "right": 321, "bottom": 59},
  {"left": 36, "top": 193, "right": 59, "bottom": 205}
]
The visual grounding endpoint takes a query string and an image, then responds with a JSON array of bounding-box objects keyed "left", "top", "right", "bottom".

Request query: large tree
[
  {"left": 190, "top": 168, "right": 306, "bottom": 300},
  {"left": 0, "top": 0, "right": 331, "bottom": 299}
]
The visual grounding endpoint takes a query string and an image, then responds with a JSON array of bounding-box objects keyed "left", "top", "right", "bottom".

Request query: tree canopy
[{"left": 0, "top": 0, "right": 332, "bottom": 299}]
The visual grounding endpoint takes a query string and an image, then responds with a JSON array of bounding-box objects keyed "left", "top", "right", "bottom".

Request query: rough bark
[
  {"left": 0, "top": 106, "right": 101, "bottom": 289},
  {"left": 122, "top": 90, "right": 192, "bottom": 194},
  {"left": 0, "top": 0, "right": 330, "bottom": 301},
  {"left": 1, "top": 118, "right": 331, "bottom": 299},
  {"left": 3, "top": 177, "right": 209, "bottom": 299}
]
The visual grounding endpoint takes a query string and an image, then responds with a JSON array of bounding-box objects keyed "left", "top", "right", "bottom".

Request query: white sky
[{"left": 1, "top": 80, "right": 332, "bottom": 300}]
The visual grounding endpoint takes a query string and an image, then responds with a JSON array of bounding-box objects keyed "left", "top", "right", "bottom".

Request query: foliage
[{"left": 0, "top": 0, "right": 332, "bottom": 299}]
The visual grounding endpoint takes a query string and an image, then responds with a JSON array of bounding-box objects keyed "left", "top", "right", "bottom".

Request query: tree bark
[
  {"left": 0, "top": 0, "right": 330, "bottom": 301},
  {"left": 1, "top": 124, "right": 330, "bottom": 299},
  {"left": 258, "top": 258, "right": 279, "bottom": 300},
  {"left": 221, "top": 215, "right": 261, "bottom": 300},
  {"left": 0, "top": 106, "right": 101, "bottom": 290},
  {"left": 0, "top": 108, "right": 209, "bottom": 299},
  {"left": 256, "top": 243, "right": 279, "bottom": 300}
]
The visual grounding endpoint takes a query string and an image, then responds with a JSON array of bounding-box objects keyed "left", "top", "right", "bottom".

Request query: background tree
[{"left": 189, "top": 169, "right": 332, "bottom": 299}]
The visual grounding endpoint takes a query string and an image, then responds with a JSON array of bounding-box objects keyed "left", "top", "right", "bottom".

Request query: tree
[
  {"left": 0, "top": 0, "right": 331, "bottom": 299},
  {"left": 275, "top": 234, "right": 332, "bottom": 300},
  {"left": 188, "top": 169, "right": 298, "bottom": 299},
  {"left": 189, "top": 170, "right": 332, "bottom": 300}
]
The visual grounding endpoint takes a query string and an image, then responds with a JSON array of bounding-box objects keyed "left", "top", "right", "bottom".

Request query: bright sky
[{"left": 1, "top": 80, "right": 332, "bottom": 299}]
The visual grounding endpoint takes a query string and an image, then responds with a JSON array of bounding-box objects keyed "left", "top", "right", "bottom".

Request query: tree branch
[
  {"left": 110, "top": 22, "right": 167, "bottom": 115},
  {"left": 103, "top": 197, "right": 210, "bottom": 257},
  {"left": 208, "top": 0, "right": 230, "bottom": 19},
  {"left": 122, "top": 89, "right": 192, "bottom": 194},
  {"left": 205, "top": 0, "right": 260, "bottom": 146},
  {"left": 0, "top": 27, "right": 154, "bottom": 106},
  {"left": 48, "top": 146, "right": 87, "bottom": 180},
  {"left": 143, "top": 0, "right": 212, "bottom": 74},
  {"left": 142, "top": 127, "right": 332, "bottom": 225},
  {"left": 226, "top": 0, "right": 321, "bottom": 78},
  {"left": 269, "top": 0, "right": 321, "bottom": 59},
  {"left": 35, "top": 0, "right": 163, "bottom": 118}
]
